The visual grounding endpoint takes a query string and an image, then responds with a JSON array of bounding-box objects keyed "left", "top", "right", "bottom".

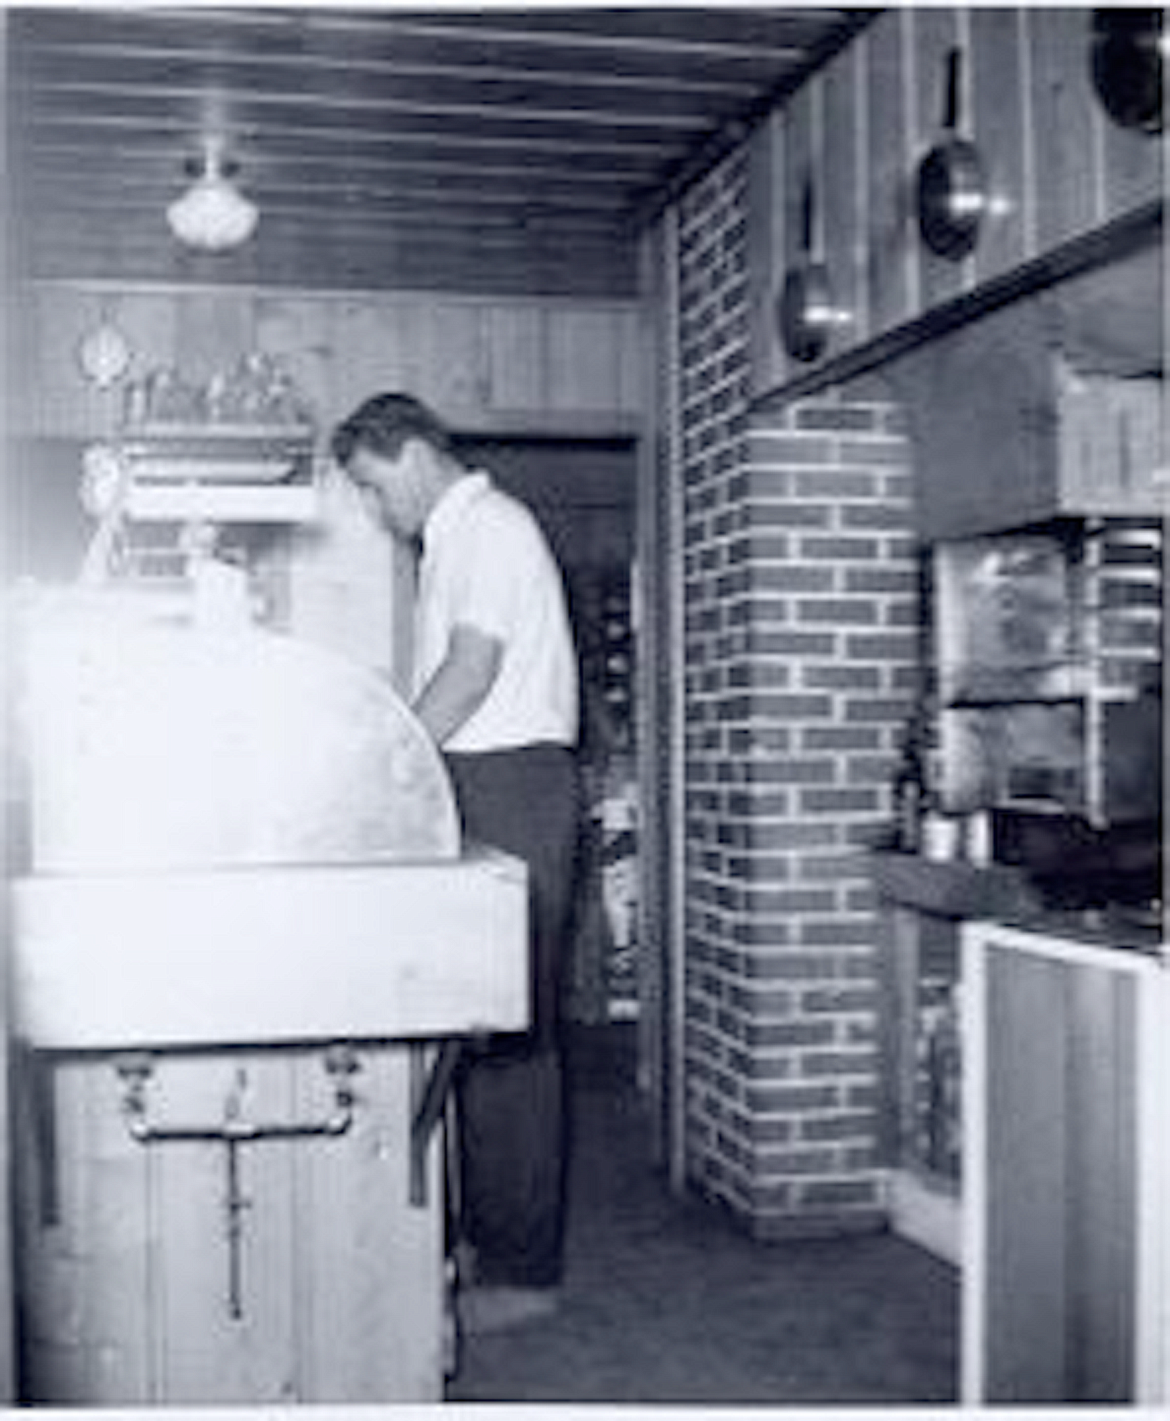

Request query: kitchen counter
[
  {"left": 871, "top": 850, "right": 1163, "bottom": 955},
  {"left": 870, "top": 851, "right": 1039, "bottom": 920}
]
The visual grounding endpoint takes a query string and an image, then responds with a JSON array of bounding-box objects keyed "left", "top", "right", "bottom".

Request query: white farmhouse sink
[
  {"left": 11, "top": 594, "right": 530, "bottom": 1051},
  {"left": 13, "top": 846, "right": 528, "bottom": 1050},
  {"left": 15, "top": 594, "right": 461, "bottom": 873}
]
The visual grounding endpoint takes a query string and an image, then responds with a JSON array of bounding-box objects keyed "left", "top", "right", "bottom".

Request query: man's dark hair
[{"left": 331, "top": 392, "right": 456, "bottom": 467}]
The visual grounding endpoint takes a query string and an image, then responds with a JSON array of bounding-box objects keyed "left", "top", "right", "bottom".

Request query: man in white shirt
[{"left": 332, "top": 393, "right": 581, "bottom": 1331}]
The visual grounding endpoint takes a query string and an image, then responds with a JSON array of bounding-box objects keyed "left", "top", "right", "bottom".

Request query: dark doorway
[{"left": 455, "top": 435, "right": 639, "bottom": 1028}]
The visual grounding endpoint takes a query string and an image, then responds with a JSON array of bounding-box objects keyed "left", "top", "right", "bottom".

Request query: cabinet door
[
  {"left": 962, "top": 923, "right": 1169, "bottom": 1404},
  {"left": 13, "top": 1046, "right": 442, "bottom": 1404}
]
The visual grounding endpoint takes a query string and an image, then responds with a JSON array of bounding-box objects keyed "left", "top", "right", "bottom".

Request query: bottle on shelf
[{"left": 892, "top": 714, "right": 927, "bottom": 854}]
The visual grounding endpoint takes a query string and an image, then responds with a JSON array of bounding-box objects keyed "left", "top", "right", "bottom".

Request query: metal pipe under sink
[{"left": 113, "top": 1045, "right": 361, "bottom": 1320}]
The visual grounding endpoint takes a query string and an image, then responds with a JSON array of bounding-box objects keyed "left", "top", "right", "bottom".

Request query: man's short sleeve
[{"left": 445, "top": 498, "right": 536, "bottom": 642}]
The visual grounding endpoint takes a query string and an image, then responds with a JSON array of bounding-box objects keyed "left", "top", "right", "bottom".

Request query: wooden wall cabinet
[{"left": 887, "top": 296, "right": 1166, "bottom": 543}]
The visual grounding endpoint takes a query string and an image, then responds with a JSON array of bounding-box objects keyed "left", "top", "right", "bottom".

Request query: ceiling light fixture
[{"left": 167, "top": 135, "right": 259, "bottom": 253}]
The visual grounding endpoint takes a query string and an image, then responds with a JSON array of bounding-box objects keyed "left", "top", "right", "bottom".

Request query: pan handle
[
  {"left": 942, "top": 46, "right": 963, "bottom": 133},
  {"left": 799, "top": 169, "right": 815, "bottom": 256}
]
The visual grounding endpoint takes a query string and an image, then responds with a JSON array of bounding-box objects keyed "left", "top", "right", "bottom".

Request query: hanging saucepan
[
  {"left": 778, "top": 173, "right": 835, "bottom": 364},
  {"left": 916, "top": 47, "right": 987, "bottom": 261},
  {"left": 1090, "top": 8, "right": 1164, "bottom": 135}
]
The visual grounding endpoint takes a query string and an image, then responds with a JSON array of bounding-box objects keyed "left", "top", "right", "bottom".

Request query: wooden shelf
[
  {"left": 124, "top": 457, "right": 305, "bottom": 485},
  {"left": 121, "top": 421, "right": 315, "bottom": 442},
  {"left": 125, "top": 482, "right": 318, "bottom": 523},
  {"left": 113, "top": 424, "right": 319, "bottom": 522},
  {"left": 119, "top": 424, "right": 316, "bottom": 486},
  {"left": 870, "top": 851, "right": 1038, "bottom": 919}
]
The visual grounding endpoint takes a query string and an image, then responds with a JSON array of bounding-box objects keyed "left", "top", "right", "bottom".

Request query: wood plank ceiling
[{"left": 6, "top": 5, "right": 874, "bottom": 297}]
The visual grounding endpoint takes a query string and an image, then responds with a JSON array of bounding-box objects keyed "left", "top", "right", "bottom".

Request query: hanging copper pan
[
  {"left": 1090, "top": 7, "right": 1164, "bottom": 134},
  {"left": 778, "top": 173, "right": 835, "bottom": 364},
  {"left": 916, "top": 47, "right": 987, "bottom": 261}
]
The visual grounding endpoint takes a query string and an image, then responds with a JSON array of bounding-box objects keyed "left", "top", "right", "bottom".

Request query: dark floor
[{"left": 446, "top": 1026, "right": 959, "bottom": 1405}]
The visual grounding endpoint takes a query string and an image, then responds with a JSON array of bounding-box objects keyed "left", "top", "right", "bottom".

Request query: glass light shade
[{"left": 167, "top": 142, "right": 259, "bottom": 252}]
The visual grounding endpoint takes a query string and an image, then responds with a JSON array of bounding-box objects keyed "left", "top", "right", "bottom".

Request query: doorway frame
[{"left": 635, "top": 209, "right": 687, "bottom": 1191}]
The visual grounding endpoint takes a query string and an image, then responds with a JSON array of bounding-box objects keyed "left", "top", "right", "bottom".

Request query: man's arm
[{"left": 412, "top": 621, "right": 503, "bottom": 746}]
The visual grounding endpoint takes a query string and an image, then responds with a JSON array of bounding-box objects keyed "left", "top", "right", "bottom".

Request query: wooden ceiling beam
[
  {"left": 19, "top": 132, "right": 670, "bottom": 183},
  {"left": 15, "top": 81, "right": 711, "bottom": 143},
  {"left": 20, "top": 183, "right": 633, "bottom": 232},
  {"left": 13, "top": 30, "right": 777, "bottom": 97},
  {"left": 341, "top": 7, "right": 861, "bottom": 54},
  {"left": 14, "top": 56, "right": 738, "bottom": 130},
  {"left": 13, "top": 6, "right": 849, "bottom": 68},
  {"left": 15, "top": 162, "right": 651, "bottom": 215},
  {"left": 15, "top": 113, "right": 678, "bottom": 163}
]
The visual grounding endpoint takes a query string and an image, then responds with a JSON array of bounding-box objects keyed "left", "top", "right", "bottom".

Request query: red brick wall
[{"left": 676, "top": 151, "right": 919, "bottom": 1237}]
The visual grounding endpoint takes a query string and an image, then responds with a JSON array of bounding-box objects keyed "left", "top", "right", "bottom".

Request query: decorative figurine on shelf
[
  {"left": 142, "top": 366, "right": 202, "bottom": 425},
  {"left": 122, "top": 355, "right": 316, "bottom": 433},
  {"left": 212, "top": 351, "right": 312, "bottom": 427}
]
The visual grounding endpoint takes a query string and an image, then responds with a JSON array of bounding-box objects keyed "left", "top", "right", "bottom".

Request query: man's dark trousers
[{"left": 444, "top": 743, "right": 581, "bottom": 1288}]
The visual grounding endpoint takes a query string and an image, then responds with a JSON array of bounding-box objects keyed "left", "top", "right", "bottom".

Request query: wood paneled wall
[
  {"left": 752, "top": 7, "right": 1164, "bottom": 394},
  {"left": 12, "top": 284, "right": 641, "bottom": 443}
]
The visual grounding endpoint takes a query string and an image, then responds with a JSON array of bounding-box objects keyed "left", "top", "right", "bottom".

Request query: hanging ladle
[{"left": 916, "top": 46, "right": 988, "bottom": 260}]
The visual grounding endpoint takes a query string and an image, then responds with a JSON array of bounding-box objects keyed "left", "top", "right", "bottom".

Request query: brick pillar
[
  {"left": 682, "top": 389, "right": 918, "bottom": 1239},
  {"left": 673, "top": 146, "right": 919, "bottom": 1237}
]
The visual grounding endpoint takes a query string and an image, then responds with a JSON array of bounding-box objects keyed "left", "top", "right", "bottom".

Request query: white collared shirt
[{"left": 415, "top": 471, "right": 578, "bottom": 752}]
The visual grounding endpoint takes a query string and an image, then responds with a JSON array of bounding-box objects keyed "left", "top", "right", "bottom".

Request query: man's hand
[{"left": 413, "top": 622, "right": 503, "bottom": 745}]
